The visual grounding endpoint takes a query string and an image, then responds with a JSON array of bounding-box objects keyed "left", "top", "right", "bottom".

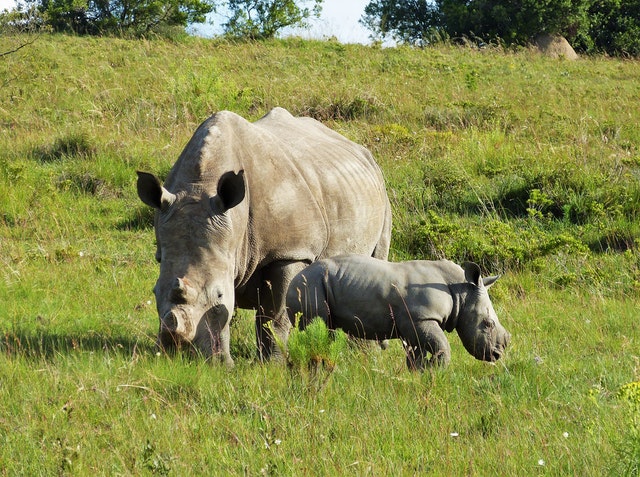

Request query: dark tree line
[{"left": 360, "top": 0, "right": 640, "bottom": 56}]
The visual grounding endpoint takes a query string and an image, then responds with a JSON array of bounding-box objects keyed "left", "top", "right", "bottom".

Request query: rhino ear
[
  {"left": 211, "top": 170, "right": 245, "bottom": 213},
  {"left": 483, "top": 275, "right": 500, "bottom": 289},
  {"left": 462, "top": 261, "right": 482, "bottom": 287},
  {"left": 137, "top": 171, "right": 176, "bottom": 210}
]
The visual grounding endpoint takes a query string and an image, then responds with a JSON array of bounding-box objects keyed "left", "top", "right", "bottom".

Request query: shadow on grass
[
  {"left": 116, "top": 205, "right": 155, "bottom": 231},
  {"left": 0, "top": 330, "right": 157, "bottom": 361}
]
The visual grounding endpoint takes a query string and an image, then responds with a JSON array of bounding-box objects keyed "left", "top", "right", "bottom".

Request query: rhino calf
[{"left": 286, "top": 255, "right": 510, "bottom": 369}]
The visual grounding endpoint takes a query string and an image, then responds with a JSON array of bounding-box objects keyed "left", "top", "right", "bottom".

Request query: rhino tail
[{"left": 372, "top": 197, "right": 392, "bottom": 261}]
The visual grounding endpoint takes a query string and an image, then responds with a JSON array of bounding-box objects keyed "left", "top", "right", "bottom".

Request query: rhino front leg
[
  {"left": 401, "top": 319, "right": 451, "bottom": 370},
  {"left": 255, "top": 260, "right": 309, "bottom": 361}
]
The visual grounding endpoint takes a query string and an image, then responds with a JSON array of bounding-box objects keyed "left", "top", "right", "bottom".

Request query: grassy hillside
[{"left": 0, "top": 34, "right": 639, "bottom": 475}]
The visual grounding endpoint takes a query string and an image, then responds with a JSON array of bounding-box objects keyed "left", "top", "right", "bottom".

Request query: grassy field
[{"left": 1, "top": 34, "right": 639, "bottom": 475}]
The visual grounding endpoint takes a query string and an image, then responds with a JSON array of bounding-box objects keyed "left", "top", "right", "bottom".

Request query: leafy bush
[{"left": 405, "top": 210, "right": 590, "bottom": 271}]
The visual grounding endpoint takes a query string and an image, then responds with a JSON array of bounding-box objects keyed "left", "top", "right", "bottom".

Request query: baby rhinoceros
[{"left": 285, "top": 255, "right": 510, "bottom": 369}]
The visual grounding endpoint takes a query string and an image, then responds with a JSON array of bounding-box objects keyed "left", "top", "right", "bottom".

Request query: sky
[{"left": 0, "top": 0, "right": 374, "bottom": 44}]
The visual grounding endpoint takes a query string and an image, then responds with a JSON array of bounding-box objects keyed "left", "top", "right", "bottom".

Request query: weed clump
[
  {"left": 286, "top": 317, "right": 348, "bottom": 373},
  {"left": 33, "top": 133, "right": 96, "bottom": 163},
  {"left": 300, "top": 94, "right": 380, "bottom": 121}
]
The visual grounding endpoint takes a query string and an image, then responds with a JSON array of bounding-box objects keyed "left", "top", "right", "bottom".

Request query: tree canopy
[
  {"left": 361, "top": 0, "right": 640, "bottom": 56},
  {"left": 222, "top": 0, "right": 323, "bottom": 40},
  {"left": 0, "top": 0, "right": 213, "bottom": 35},
  {"left": 0, "top": 0, "right": 322, "bottom": 38}
]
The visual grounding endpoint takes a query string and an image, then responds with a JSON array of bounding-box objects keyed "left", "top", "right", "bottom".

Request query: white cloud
[{"left": 0, "top": 0, "right": 16, "bottom": 11}]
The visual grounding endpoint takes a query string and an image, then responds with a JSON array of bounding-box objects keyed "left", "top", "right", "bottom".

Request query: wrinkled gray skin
[
  {"left": 136, "top": 108, "right": 391, "bottom": 364},
  {"left": 286, "top": 255, "right": 510, "bottom": 369}
]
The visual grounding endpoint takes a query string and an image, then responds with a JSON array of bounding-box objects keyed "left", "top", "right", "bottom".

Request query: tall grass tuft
[{"left": 286, "top": 317, "right": 348, "bottom": 373}]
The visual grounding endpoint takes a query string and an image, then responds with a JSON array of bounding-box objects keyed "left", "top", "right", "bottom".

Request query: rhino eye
[{"left": 482, "top": 318, "right": 495, "bottom": 330}]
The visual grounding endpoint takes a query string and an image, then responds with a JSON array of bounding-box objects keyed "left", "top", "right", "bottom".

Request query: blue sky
[{"left": 0, "top": 0, "right": 374, "bottom": 44}]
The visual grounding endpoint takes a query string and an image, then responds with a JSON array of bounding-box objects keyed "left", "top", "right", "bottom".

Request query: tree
[
  {"left": 360, "top": 0, "right": 640, "bottom": 55},
  {"left": 222, "top": 0, "right": 322, "bottom": 40},
  {"left": 436, "top": 0, "right": 590, "bottom": 45},
  {"left": 0, "top": 4, "right": 45, "bottom": 59},
  {"left": 585, "top": 0, "right": 640, "bottom": 55},
  {"left": 3, "top": 0, "right": 214, "bottom": 35},
  {"left": 361, "top": 0, "right": 441, "bottom": 46}
]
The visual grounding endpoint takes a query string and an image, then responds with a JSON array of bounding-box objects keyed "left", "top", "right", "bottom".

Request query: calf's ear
[
  {"left": 211, "top": 170, "right": 245, "bottom": 213},
  {"left": 462, "top": 261, "right": 482, "bottom": 286},
  {"left": 137, "top": 171, "right": 176, "bottom": 209}
]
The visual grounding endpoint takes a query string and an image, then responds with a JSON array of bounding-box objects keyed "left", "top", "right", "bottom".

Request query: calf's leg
[{"left": 400, "top": 319, "right": 451, "bottom": 370}]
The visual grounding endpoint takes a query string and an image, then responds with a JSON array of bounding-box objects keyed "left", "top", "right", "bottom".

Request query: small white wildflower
[
  {"left": 563, "top": 432, "right": 569, "bottom": 438},
  {"left": 147, "top": 300, "right": 152, "bottom": 305},
  {"left": 450, "top": 432, "right": 459, "bottom": 437},
  {"left": 319, "top": 409, "right": 325, "bottom": 414},
  {"left": 534, "top": 356, "right": 544, "bottom": 364},
  {"left": 274, "top": 439, "right": 282, "bottom": 446},
  {"left": 156, "top": 351, "right": 161, "bottom": 357},
  {"left": 151, "top": 413, "right": 157, "bottom": 420},
  {"left": 538, "top": 459, "right": 545, "bottom": 466},
  {"left": 78, "top": 251, "right": 85, "bottom": 257}
]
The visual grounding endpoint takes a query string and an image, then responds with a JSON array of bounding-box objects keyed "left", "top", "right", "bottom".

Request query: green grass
[{"left": 1, "top": 33, "right": 639, "bottom": 474}]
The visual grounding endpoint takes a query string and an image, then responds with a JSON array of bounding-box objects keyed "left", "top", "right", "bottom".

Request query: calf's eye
[{"left": 482, "top": 318, "right": 495, "bottom": 329}]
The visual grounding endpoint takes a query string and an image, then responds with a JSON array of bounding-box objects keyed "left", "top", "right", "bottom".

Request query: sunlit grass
[{"left": 0, "top": 34, "right": 639, "bottom": 474}]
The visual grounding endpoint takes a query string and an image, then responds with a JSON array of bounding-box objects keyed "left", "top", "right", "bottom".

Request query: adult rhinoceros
[
  {"left": 286, "top": 256, "right": 510, "bottom": 369},
  {"left": 136, "top": 107, "right": 391, "bottom": 364}
]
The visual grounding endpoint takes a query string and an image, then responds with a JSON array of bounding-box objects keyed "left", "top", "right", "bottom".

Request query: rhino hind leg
[{"left": 400, "top": 320, "right": 451, "bottom": 370}]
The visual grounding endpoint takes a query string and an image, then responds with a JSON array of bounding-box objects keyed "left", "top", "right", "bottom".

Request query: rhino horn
[
  {"left": 170, "top": 277, "right": 196, "bottom": 303},
  {"left": 136, "top": 171, "right": 176, "bottom": 210}
]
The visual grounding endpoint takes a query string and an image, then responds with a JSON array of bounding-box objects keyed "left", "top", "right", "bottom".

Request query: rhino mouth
[
  {"left": 157, "top": 324, "right": 200, "bottom": 357},
  {"left": 157, "top": 327, "right": 224, "bottom": 359},
  {"left": 157, "top": 304, "right": 231, "bottom": 362},
  {"left": 486, "top": 347, "right": 503, "bottom": 362}
]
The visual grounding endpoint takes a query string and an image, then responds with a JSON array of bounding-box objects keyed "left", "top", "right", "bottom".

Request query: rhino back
[
  {"left": 164, "top": 108, "right": 390, "bottom": 264},
  {"left": 253, "top": 109, "right": 390, "bottom": 258},
  {"left": 323, "top": 256, "right": 459, "bottom": 329}
]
